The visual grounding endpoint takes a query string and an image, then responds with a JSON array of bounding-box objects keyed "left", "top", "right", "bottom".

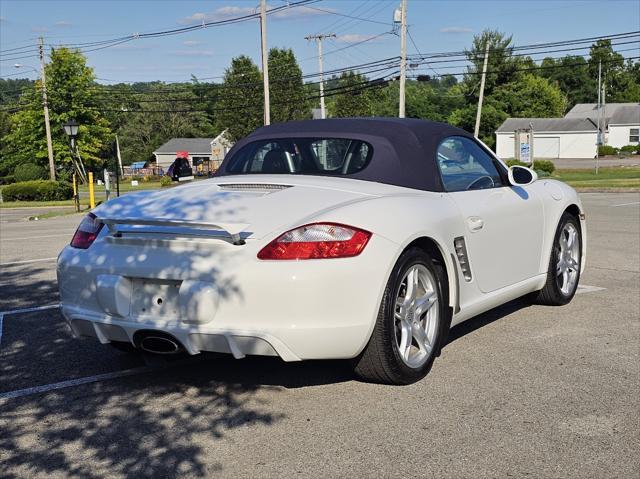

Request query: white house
[
  {"left": 564, "top": 103, "right": 640, "bottom": 149},
  {"left": 152, "top": 130, "right": 234, "bottom": 172},
  {"left": 496, "top": 103, "right": 639, "bottom": 159}
]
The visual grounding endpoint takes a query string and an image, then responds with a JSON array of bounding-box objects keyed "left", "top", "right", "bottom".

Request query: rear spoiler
[{"left": 97, "top": 217, "right": 249, "bottom": 245}]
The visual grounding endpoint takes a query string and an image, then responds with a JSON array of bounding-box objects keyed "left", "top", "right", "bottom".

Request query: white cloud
[
  {"left": 31, "top": 26, "right": 49, "bottom": 33},
  {"left": 178, "top": 3, "right": 332, "bottom": 24},
  {"left": 439, "top": 26, "right": 473, "bottom": 34},
  {"left": 271, "top": 5, "right": 334, "bottom": 19},
  {"left": 54, "top": 20, "right": 73, "bottom": 28},
  {"left": 336, "top": 34, "right": 380, "bottom": 44},
  {"left": 182, "top": 40, "right": 203, "bottom": 46},
  {"left": 169, "top": 49, "right": 215, "bottom": 57}
]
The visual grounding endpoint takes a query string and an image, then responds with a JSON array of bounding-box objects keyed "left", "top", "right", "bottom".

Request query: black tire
[
  {"left": 353, "top": 247, "right": 450, "bottom": 385},
  {"left": 531, "top": 212, "right": 582, "bottom": 306},
  {"left": 109, "top": 341, "right": 138, "bottom": 354}
]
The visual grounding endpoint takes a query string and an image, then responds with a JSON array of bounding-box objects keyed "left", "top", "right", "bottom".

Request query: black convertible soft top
[{"left": 215, "top": 118, "right": 476, "bottom": 192}]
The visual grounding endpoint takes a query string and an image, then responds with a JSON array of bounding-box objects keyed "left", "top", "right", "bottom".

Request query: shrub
[
  {"left": 56, "top": 169, "right": 73, "bottom": 183},
  {"left": 2, "top": 180, "right": 73, "bottom": 202},
  {"left": 619, "top": 144, "right": 639, "bottom": 154},
  {"left": 14, "top": 163, "right": 46, "bottom": 182},
  {"left": 598, "top": 145, "right": 619, "bottom": 156},
  {"left": 532, "top": 160, "right": 555, "bottom": 174},
  {"left": 160, "top": 176, "right": 172, "bottom": 187},
  {"left": 505, "top": 159, "right": 527, "bottom": 167},
  {"left": 0, "top": 175, "right": 15, "bottom": 185}
]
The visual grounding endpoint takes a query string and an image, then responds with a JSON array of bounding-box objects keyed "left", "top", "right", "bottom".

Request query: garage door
[{"left": 535, "top": 137, "right": 560, "bottom": 158}]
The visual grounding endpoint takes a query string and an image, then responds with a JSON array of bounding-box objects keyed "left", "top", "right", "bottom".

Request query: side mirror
[{"left": 508, "top": 165, "right": 537, "bottom": 186}]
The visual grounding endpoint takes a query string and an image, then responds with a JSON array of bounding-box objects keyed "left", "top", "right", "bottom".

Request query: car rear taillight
[
  {"left": 257, "top": 223, "right": 371, "bottom": 260},
  {"left": 70, "top": 212, "right": 104, "bottom": 249}
]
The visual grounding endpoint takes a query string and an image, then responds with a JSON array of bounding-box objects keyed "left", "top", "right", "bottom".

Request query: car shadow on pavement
[
  {"left": 446, "top": 296, "right": 531, "bottom": 345},
  {"left": 0, "top": 362, "right": 284, "bottom": 478},
  {"left": 0, "top": 310, "right": 351, "bottom": 478}
]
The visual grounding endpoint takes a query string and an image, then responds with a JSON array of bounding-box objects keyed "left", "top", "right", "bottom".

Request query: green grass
[
  {"left": 553, "top": 167, "right": 640, "bottom": 189},
  {"left": 28, "top": 209, "right": 86, "bottom": 220},
  {"left": 0, "top": 199, "right": 77, "bottom": 208},
  {"left": 78, "top": 180, "right": 164, "bottom": 194}
]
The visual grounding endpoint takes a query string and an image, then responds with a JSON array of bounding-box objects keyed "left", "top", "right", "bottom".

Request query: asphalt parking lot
[{"left": 0, "top": 192, "right": 638, "bottom": 478}]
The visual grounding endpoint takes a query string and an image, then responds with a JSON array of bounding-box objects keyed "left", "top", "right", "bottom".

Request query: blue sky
[{"left": 1, "top": 0, "right": 639, "bottom": 84}]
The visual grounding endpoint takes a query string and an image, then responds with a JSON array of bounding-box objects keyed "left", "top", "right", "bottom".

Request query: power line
[{"left": 0, "top": 0, "right": 319, "bottom": 61}]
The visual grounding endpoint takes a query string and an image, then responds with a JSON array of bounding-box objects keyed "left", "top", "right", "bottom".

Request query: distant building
[
  {"left": 496, "top": 103, "right": 639, "bottom": 159},
  {"left": 564, "top": 103, "right": 640, "bottom": 149},
  {"left": 152, "top": 130, "right": 234, "bottom": 173}
]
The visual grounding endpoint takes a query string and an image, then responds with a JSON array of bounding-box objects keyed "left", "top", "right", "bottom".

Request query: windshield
[{"left": 225, "top": 137, "right": 373, "bottom": 176}]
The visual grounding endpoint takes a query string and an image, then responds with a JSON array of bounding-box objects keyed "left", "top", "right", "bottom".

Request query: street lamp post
[
  {"left": 62, "top": 119, "right": 79, "bottom": 147},
  {"left": 63, "top": 119, "right": 81, "bottom": 211}
]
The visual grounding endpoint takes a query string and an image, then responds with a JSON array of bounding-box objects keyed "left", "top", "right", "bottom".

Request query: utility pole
[
  {"left": 398, "top": 0, "right": 407, "bottom": 118},
  {"left": 259, "top": 0, "right": 270, "bottom": 125},
  {"left": 38, "top": 37, "right": 55, "bottom": 180},
  {"left": 596, "top": 60, "right": 602, "bottom": 175},
  {"left": 474, "top": 42, "right": 490, "bottom": 138},
  {"left": 305, "top": 33, "right": 335, "bottom": 119}
]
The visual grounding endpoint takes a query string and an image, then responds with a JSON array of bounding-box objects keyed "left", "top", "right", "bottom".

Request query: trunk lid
[{"left": 93, "top": 176, "right": 383, "bottom": 241}]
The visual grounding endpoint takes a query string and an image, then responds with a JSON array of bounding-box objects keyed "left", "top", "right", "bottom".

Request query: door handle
[{"left": 467, "top": 216, "right": 484, "bottom": 232}]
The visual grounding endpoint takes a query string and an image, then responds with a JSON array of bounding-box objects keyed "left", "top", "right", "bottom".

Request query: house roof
[
  {"left": 564, "top": 102, "right": 640, "bottom": 125},
  {"left": 153, "top": 138, "right": 214, "bottom": 155},
  {"left": 496, "top": 117, "right": 598, "bottom": 133}
]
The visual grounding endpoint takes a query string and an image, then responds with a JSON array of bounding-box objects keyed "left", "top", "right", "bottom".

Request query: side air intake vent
[
  {"left": 218, "top": 183, "right": 291, "bottom": 192},
  {"left": 454, "top": 236, "right": 472, "bottom": 282}
]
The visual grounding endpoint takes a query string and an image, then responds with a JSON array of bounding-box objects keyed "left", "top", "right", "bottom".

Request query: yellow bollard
[
  {"left": 72, "top": 173, "right": 80, "bottom": 212},
  {"left": 88, "top": 171, "right": 95, "bottom": 209}
]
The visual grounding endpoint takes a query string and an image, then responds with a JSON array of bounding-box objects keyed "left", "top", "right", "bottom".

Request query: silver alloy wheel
[
  {"left": 556, "top": 223, "right": 580, "bottom": 295},
  {"left": 394, "top": 264, "right": 439, "bottom": 368}
]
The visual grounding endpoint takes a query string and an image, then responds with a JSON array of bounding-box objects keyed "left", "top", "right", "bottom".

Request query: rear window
[{"left": 226, "top": 137, "right": 373, "bottom": 176}]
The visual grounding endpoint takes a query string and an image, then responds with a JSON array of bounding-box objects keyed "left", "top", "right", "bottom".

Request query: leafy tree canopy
[
  {"left": 3, "top": 48, "right": 112, "bottom": 176},
  {"left": 216, "top": 55, "right": 263, "bottom": 141},
  {"left": 268, "top": 48, "right": 310, "bottom": 123}
]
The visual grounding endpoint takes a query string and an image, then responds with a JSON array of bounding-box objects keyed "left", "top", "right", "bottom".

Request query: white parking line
[
  {"left": 0, "top": 257, "right": 57, "bottom": 266},
  {"left": 611, "top": 201, "right": 640, "bottom": 207},
  {"left": 3, "top": 233, "right": 71, "bottom": 241},
  {"left": 0, "top": 314, "right": 3, "bottom": 349},
  {"left": 0, "top": 366, "right": 155, "bottom": 402},
  {"left": 0, "top": 304, "right": 60, "bottom": 316},
  {"left": 576, "top": 284, "right": 606, "bottom": 294}
]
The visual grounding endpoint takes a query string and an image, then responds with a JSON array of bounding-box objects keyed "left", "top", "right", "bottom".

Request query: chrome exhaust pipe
[{"left": 136, "top": 333, "right": 183, "bottom": 355}]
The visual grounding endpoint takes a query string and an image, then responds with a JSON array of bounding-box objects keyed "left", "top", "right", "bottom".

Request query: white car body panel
[{"left": 57, "top": 171, "right": 586, "bottom": 361}]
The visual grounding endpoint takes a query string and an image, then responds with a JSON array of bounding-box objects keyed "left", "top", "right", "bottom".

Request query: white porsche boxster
[{"left": 57, "top": 118, "right": 586, "bottom": 384}]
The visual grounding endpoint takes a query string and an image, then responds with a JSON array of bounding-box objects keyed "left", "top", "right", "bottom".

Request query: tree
[
  {"left": 540, "top": 55, "right": 594, "bottom": 108},
  {"left": 268, "top": 48, "right": 310, "bottom": 123},
  {"left": 115, "top": 84, "right": 215, "bottom": 164},
  {"left": 3, "top": 48, "right": 112, "bottom": 177},
  {"left": 588, "top": 39, "right": 631, "bottom": 102},
  {"left": 330, "top": 72, "right": 382, "bottom": 118},
  {"left": 216, "top": 55, "right": 263, "bottom": 141},
  {"left": 462, "top": 29, "right": 518, "bottom": 98},
  {"left": 449, "top": 74, "right": 566, "bottom": 148},
  {"left": 492, "top": 74, "right": 567, "bottom": 118}
]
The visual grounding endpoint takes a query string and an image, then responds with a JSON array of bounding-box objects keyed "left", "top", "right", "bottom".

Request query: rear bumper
[
  {"left": 63, "top": 306, "right": 302, "bottom": 360},
  {"left": 57, "top": 234, "right": 398, "bottom": 361}
]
